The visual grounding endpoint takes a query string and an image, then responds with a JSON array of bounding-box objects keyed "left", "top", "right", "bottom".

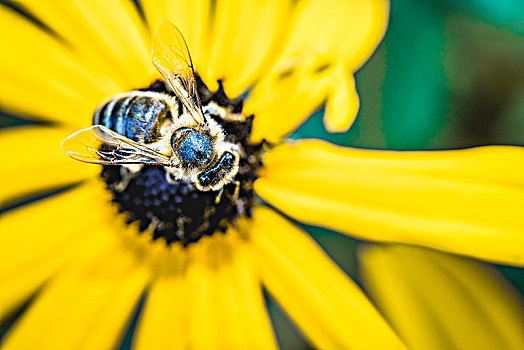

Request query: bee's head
[{"left": 171, "top": 127, "right": 214, "bottom": 169}]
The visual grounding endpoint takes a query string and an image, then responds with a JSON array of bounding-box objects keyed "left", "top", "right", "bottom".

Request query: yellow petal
[
  {"left": 187, "top": 232, "right": 276, "bottom": 349},
  {"left": 0, "top": 181, "right": 115, "bottom": 321},
  {"left": 205, "top": 0, "right": 294, "bottom": 97},
  {"left": 276, "top": 0, "right": 389, "bottom": 71},
  {"left": 132, "top": 248, "right": 189, "bottom": 349},
  {"left": 16, "top": 0, "right": 154, "bottom": 90},
  {"left": 248, "top": 207, "right": 405, "bottom": 349},
  {"left": 0, "top": 126, "right": 99, "bottom": 204},
  {"left": 324, "top": 67, "right": 360, "bottom": 132},
  {"left": 0, "top": 7, "right": 125, "bottom": 126},
  {"left": 256, "top": 139, "right": 524, "bottom": 266},
  {"left": 2, "top": 230, "right": 150, "bottom": 349},
  {"left": 184, "top": 237, "right": 220, "bottom": 349},
  {"left": 135, "top": 231, "right": 277, "bottom": 349},
  {"left": 360, "top": 245, "right": 524, "bottom": 350},
  {"left": 246, "top": 0, "right": 389, "bottom": 141}
]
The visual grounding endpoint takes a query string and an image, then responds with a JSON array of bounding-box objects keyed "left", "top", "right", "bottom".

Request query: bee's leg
[
  {"left": 111, "top": 166, "right": 139, "bottom": 192},
  {"left": 214, "top": 187, "right": 224, "bottom": 204},
  {"left": 176, "top": 216, "right": 190, "bottom": 239},
  {"left": 147, "top": 216, "right": 159, "bottom": 232},
  {"left": 232, "top": 180, "right": 240, "bottom": 201}
]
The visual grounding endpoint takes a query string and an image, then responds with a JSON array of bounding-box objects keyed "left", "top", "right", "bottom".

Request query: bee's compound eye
[{"left": 172, "top": 128, "right": 214, "bottom": 169}]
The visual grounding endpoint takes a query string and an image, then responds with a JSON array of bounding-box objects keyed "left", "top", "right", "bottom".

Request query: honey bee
[{"left": 61, "top": 21, "right": 240, "bottom": 193}]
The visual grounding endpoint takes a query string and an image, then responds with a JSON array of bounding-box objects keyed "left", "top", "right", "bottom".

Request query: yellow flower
[{"left": 0, "top": 1, "right": 523, "bottom": 349}]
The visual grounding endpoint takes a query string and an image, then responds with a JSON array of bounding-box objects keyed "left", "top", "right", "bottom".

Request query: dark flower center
[{"left": 100, "top": 77, "right": 263, "bottom": 246}]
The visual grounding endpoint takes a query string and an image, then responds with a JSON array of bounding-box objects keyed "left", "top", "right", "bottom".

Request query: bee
[{"left": 61, "top": 21, "right": 240, "bottom": 194}]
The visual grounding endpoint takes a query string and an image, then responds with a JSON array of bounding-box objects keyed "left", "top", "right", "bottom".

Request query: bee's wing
[
  {"left": 152, "top": 20, "right": 206, "bottom": 126},
  {"left": 61, "top": 125, "right": 173, "bottom": 166}
]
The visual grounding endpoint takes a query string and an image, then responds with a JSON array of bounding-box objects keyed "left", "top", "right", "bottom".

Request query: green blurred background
[{"left": 1, "top": 0, "right": 523, "bottom": 348}]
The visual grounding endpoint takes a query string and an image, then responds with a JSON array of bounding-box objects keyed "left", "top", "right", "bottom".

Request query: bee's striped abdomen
[{"left": 93, "top": 93, "right": 172, "bottom": 143}]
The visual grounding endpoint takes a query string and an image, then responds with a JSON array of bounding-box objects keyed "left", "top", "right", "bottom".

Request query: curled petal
[{"left": 247, "top": 0, "right": 389, "bottom": 141}]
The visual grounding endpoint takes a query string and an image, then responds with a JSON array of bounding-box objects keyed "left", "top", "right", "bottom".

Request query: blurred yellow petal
[
  {"left": 0, "top": 181, "right": 114, "bottom": 320},
  {"left": 206, "top": 0, "right": 293, "bottom": 97},
  {"left": 135, "top": 231, "right": 276, "bottom": 349},
  {"left": 63, "top": 0, "right": 153, "bottom": 86},
  {"left": 133, "top": 251, "right": 189, "bottom": 349},
  {"left": 246, "top": 0, "right": 389, "bottom": 141},
  {"left": 277, "top": 0, "right": 389, "bottom": 71},
  {"left": 0, "top": 7, "right": 126, "bottom": 126},
  {"left": 188, "top": 232, "right": 276, "bottom": 349},
  {"left": 2, "top": 230, "right": 150, "bottom": 349},
  {"left": 184, "top": 237, "right": 220, "bottom": 349},
  {"left": 16, "top": 0, "right": 153, "bottom": 89},
  {"left": 324, "top": 67, "right": 360, "bottom": 132},
  {"left": 360, "top": 245, "right": 524, "bottom": 350},
  {"left": 0, "top": 126, "right": 99, "bottom": 203},
  {"left": 256, "top": 139, "right": 524, "bottom": 266},
  {"left": 249, "top": 207, "right": 405, "bottom": 349}
]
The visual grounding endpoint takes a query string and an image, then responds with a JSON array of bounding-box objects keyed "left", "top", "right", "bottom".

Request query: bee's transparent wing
[
  {"left": 61, "top": 125, "right": 173, "bottom": 166},
  {"left": 152, "top": 20, "right": 206, "bottom": 126}
]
